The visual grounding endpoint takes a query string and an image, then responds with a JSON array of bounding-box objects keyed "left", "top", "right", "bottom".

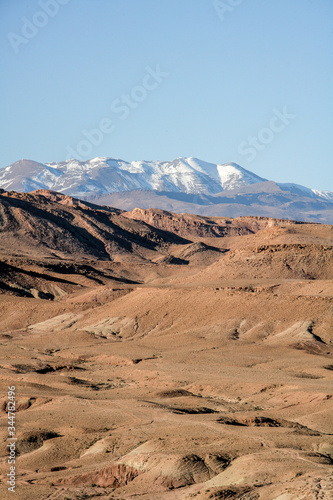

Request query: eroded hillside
[{"left": 0, "top": 190, "right": 332, "bottom": 499}]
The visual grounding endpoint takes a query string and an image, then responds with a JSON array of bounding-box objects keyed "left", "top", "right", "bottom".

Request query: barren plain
[{"left": 0, "top": 189, "right": 332, "bottom": 499}]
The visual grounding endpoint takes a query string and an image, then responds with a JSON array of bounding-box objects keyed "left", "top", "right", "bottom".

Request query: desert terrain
[{"left": 0, "top": 189, "right": 332, "bottom": 499}]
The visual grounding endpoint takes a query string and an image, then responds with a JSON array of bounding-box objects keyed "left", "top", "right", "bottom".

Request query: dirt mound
[
  {"left": 217, "top": 416, "right": 320, "bottom": 434},
  {"left": 156, "top": 389, "right": 193, "bottom": 398},
  {"left": 14, "top": 431, "right": 60, "bottom": 455},
  {"left": 58, "top": 463, "right": 141, "bottom": 487},
  {"left": 117, "top": 442, "right": 232, "bottom": 490},
  {"left": 156, "top": 255, "right": 189, "bottom": 265}
]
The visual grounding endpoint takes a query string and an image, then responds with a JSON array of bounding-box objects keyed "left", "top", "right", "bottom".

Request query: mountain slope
[
  {"left": 86, "top": 182, "right": 333, "bottom": 224},
  {"left": 1, "top": 156, "right": 331, "bottom": 200},
  {"left": 0, "top": 157, "right": 267, "bottom": 197},
  {"left": 0, "top": 187, "right": 332, "bottom": 302},
  {"left": 1, "top": 156, "right": 332, "bottom": 223},
  {"left": 0, "top": 189, "right": 190, "bottom": 261}
]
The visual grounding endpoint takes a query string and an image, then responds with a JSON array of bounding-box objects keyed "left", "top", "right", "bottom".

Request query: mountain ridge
[
  {"left": 1, "top": 156, "right": 331, "bottom": 199},
  {"left": 1, "top": 156, "right": 332, "bottom": 224}
]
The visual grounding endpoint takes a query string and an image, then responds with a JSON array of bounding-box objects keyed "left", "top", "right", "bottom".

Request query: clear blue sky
[{"left": 1, "top": 0, "right": 332, "bottom": 190}]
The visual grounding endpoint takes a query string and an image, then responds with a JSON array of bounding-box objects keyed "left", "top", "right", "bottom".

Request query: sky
[{"left": 0, "top": 0, "right": 332, "bottom": 191}]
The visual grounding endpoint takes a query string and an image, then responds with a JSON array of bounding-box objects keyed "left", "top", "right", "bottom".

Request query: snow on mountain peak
[
  {"left": 0, "top": 157, "right": 331, "bottom": 204},
  {"left": 217, "top": 162, "right": 267, "bottom": 191}
]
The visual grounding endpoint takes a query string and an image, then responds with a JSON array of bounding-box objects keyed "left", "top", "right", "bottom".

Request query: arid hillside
[{"left": 0, "top": 189, "right": 332, "bottom": 500}]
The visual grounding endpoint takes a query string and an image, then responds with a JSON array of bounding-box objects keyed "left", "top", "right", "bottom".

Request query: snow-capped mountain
[
  {"left": 1, "top": 156, "right": 331, "bottom": 201},
  {"left": 0, "top": 156, "right": 332, "bottom": 224},
  {"left": 0, "top": 157, "right": 267, "bottom": 197}
]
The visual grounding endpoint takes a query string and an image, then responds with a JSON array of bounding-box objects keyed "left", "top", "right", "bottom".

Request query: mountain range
[{"left": 1, "top": 157, "right": 332, "bottom": 223}]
